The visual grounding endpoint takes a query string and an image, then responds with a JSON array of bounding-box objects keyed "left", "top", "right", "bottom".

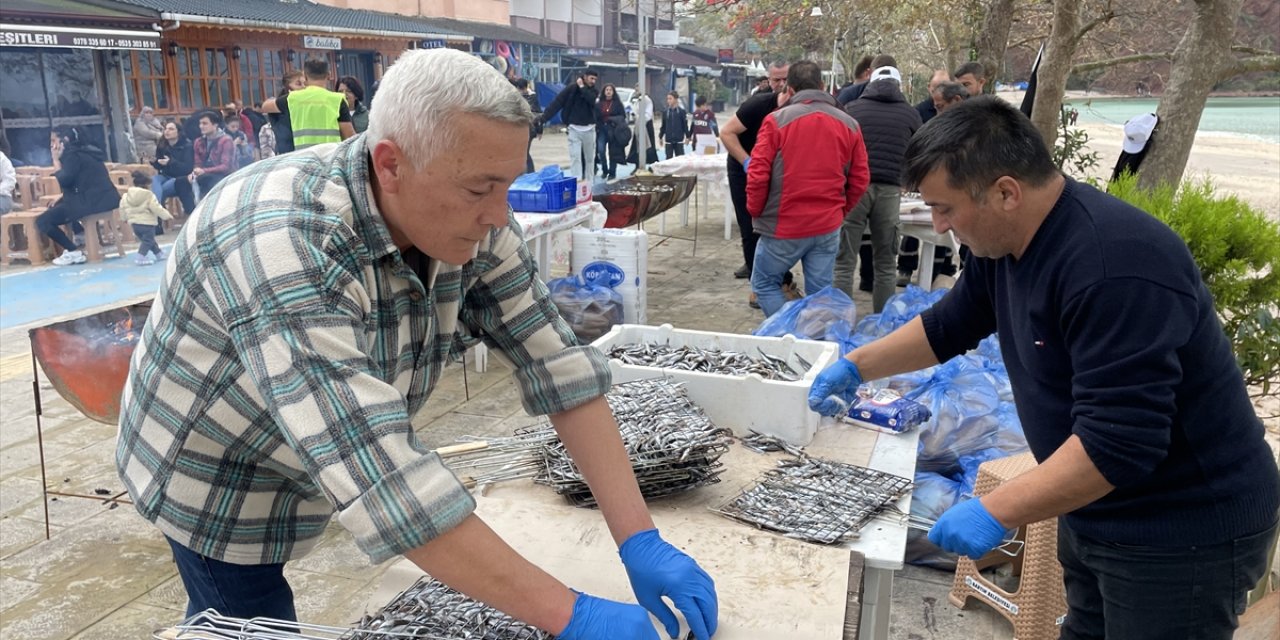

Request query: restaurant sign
[
  {"left": 303, "top": 35, "right": 342, "bottom": 50},
  {"left": 0, "top": 25, "right": 159, "bottom": 50}
]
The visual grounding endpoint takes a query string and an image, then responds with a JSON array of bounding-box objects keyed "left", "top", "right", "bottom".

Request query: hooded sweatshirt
[{"left": 120, "top": 186, "right": 174, "bottom": 226}]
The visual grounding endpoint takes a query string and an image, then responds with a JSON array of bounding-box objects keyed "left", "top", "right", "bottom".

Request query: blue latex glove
[
  {"left": 741, "top": 156, "right": 750, "bottom": 173},
  {"left": 807, "top": 358, "right": 862, "bottom": 417},
  {"left": 927, "top": 498, "right": 1010, "bottom": 558},
  {"left": 558, "top": 591, "right": 661, "bottom": 640},
  {"left": 619, "top": 529, "right": 718, "bottom": 640}
]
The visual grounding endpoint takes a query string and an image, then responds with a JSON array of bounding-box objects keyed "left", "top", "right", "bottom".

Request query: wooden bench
[{"left": 0, "top": 209, "right": 51, "bottom": 266}]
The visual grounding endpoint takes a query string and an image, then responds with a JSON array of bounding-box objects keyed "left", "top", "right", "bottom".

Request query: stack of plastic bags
[{"left": 754, "top": 285, "right": 1030, "bottom": 570}]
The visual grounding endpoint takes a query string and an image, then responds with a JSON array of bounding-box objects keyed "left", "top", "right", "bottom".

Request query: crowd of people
[
  {"left": 721, "top": 58, "right": 993, "bottom": 313},
  {"left": 4, "top": 58, "right": 366, "bottom": 267},
  {"left": 538, "top": 70, "right": 723, "bottom": 181}
]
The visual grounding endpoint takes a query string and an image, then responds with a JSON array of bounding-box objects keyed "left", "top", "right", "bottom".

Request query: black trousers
[
  {"left": 1056, "top": 519, "right": 1277, "bottom": 640},
  {"left": 727, "top": 167, "right": 758, "bottom": 271},
  {"left": 37, "top": 200, "right": 97, "bottom": 251}
]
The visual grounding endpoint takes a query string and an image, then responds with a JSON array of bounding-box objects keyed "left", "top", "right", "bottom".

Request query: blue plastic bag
[
  {"left": 546, "top": 275, "right": 624, "bottom": 343},
  {"left": 905, "top": 470, "right": 964, "bottom": 570},
  {"left": 510, "top": 165, "right": 566, "bottom": 191},
  {"left": 753, "top": 286, "right": 857, "bottom": 341},
  {"left": 908, "top": 359, "right": 1004, "bottom": 472},
  {"left": 852, "top": 285, "right": 949, "bottom": 339}
]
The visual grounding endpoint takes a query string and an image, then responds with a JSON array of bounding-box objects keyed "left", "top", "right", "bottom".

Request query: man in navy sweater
[{"left": 808, "top": 97, "right": 1279, "bottom": 639}]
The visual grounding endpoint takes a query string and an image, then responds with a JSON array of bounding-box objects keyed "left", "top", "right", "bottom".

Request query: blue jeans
[
  {"left": 151, "top": 174, "right": 195, "bottom": 216},
  {"left": 596, "top": 128, "right": 616, "bottom": 177},
  {"left": 751, "top": 229, "right": 840, "bottom": 317},
  {"left": 166, "top": 536, "right": 297, "bottom": 621},
  {"left": 1057, "top": 519, "right": 1277, "bottom": 640}
]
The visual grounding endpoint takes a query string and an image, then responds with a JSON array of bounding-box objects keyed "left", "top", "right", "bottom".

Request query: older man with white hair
[{"left": 117, "top": 49, "right": 718, "bottom": 640}]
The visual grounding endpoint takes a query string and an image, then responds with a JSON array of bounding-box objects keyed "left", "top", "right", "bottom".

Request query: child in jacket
[{"left": 121, "top": 170, "right": 173, "bottom": 265}]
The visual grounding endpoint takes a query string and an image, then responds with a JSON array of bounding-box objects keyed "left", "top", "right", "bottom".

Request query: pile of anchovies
[
  {"left": 535, "top": 378, "right": 734, "bottom": 507},
  {"left": 442, "top": 379, "right": 732, "bottom": 508},
  {"left": 712, "top": 454, "right": 914, "bottom": 545},
  {"left": 344, "top": 577, "right": 550, "bottom": 640},
  {"left": 606, "top": 342, "right": 811, "bottom": 382}
]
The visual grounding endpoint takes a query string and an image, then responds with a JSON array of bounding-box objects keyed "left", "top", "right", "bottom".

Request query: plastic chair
[{"left": 948, "top": 452, "right": 1067, "bottom": 639}]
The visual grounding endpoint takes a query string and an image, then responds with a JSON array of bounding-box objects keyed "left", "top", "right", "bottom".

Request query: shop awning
[{"left": 0, "top": 22, "right": 159, "bottom": 49}]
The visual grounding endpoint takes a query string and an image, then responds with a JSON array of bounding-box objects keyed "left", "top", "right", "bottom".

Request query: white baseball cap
[
  {"left": 1123, "top": 113, "right": 1158, "bottom": 154},
  {"left": 870, "top": 66, "right": 902, "bottom": 84}
]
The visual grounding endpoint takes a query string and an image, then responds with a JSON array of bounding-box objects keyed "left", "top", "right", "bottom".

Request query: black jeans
[
  {"left": 727, "top": 167, "right": 758, "bottom": 271},
  {"left": 37, "top": 200, "right": 95, "bottom": 251},
  {"left": 1057, "top": 519, "right": 1277, "bottom": 640},
  {"left": 665, "top": 142, "right": 685, "bottom": 158}
]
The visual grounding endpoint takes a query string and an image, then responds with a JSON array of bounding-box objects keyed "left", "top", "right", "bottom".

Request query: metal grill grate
[
  {"left": 712, "top": 456, "right": 914, "bottom": 545},
  {"left": 155, "top": 578, "right": 555, "bottom": 639}
]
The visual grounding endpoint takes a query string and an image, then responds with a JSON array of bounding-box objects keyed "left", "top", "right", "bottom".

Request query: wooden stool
[
  {"left": 73, "top": 210, "right": 129, "bottom": 262},
  {"left": 0, "top": 209, "right": 51, "bottom": 266},
  {"left": 948, "top": 452, "right": 1067, "bottom": 639},
  {"left": 13, "top": 175, "right": 38, "bottom": 210}
]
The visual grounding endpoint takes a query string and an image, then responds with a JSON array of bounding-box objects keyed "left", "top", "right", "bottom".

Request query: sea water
[{"left": 1063, "top": 96, "right": 1280, "bottom": 144}]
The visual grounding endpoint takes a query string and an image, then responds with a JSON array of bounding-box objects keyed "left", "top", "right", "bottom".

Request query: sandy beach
[{"left": 1000, "top": 90, "right": 1280, "bottom": 221}]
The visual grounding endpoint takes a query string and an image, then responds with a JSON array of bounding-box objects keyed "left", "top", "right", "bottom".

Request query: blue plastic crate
[{"left": 508, "top": 176, "right": 577, "bottom": 213}]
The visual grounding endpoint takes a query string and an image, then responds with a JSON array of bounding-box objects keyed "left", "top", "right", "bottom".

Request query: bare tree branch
[
  {"left": 1071, "top": 48, "right": 1280, "bottom": 76},
  {"left": 1231, "top": 45, "right": 1275, "bottom": 56},
  {"left": 1072, "top": 52, "right": 1172, "bottom": 74},
  {"left": 1224, "top": 55, "right": 1280, "bottom": 76}
]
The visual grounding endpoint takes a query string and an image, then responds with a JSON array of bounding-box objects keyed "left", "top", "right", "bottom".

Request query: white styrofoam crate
[{"left": 592, "top": 323, "right": 839, "bottom": 445}]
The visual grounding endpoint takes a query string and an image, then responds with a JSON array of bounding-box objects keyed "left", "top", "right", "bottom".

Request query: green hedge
[{"left": 1108, "top": 174, "right": 1280, "bottom": 397}]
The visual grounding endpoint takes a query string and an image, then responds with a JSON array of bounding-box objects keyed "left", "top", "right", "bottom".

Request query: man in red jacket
[{"left": 746, "top": 60, "right": 870, "bottom": 316}]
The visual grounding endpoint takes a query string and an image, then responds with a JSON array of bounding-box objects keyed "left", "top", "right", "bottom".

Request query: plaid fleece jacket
[{"left": 116, "top": 136, "right": 611, "bottom": 565}]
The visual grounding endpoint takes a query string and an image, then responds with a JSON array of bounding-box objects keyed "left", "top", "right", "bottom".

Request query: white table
[
  {"left": 513, "top": 201, "right": 607, "bottom": 282},
  {"left": 472, "top": 202, "right": 607, "bottom": 372},
  {"left": 649, "top": 152, "right": 736, "bottom": 240},
  {"left": 898, "top": 198, "right": 958, "bottom": 291},
  {"left": 426, "top": 420, "right": 919, "bottom": 639}
]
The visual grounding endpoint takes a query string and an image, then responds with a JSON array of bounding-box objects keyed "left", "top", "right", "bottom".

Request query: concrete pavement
[{"left": 0, "top": 130, "right": 1019, "bottom": 639}]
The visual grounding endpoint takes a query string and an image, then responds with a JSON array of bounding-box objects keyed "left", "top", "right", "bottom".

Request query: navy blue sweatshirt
[{"left": 922, "top": 178, "right": 1279, "bottom": 546}]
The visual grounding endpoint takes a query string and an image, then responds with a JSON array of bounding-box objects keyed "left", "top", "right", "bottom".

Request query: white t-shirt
[
  {"left": 631, "top": 95, "right": 654, "bottom": 122},
  {"left": 0, "top": 152, "right": 15, "bottom": 197}
]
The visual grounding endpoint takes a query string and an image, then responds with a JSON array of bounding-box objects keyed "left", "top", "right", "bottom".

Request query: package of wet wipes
[{"left": 843, "top": 388, "right": 932, "bottom": 434}]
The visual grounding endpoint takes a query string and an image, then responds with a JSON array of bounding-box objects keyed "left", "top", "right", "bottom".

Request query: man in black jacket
[
  {"left": 833, "top": 65, "right": 922, "bottom": 312},
  {"left": 540, "top": 70, "right": 599, "bottom": 180},
  {"left": 835, "top": 55, "right": 878, "bottom": 107}
]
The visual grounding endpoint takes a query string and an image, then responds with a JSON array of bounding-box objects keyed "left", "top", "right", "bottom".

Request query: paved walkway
[{"left": 0, "top": 132, "right": 1018, "bottom": 639}]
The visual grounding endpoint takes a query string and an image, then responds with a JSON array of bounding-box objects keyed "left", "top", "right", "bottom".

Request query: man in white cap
[
  {"left": 1110, "top": 112, "right": 1159, "bottom": 183},
  {"left": 833, "top": 58, "right": 924, "bottom": 312}
]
